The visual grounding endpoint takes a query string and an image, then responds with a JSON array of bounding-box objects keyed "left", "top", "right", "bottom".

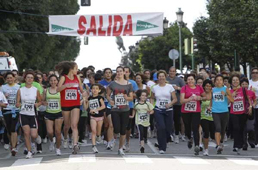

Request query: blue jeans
[{"left": 154, "top": 108, "right": 173, "bottom": 151}]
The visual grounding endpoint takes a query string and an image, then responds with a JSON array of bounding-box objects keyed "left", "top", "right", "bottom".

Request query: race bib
[
  {"left": 158, "top": 99, "right": 169, "bottom": 109},
  {"left": 21, "top": 101, "right": 34, "bottom": 112},
  {"left": 233, "top": 101, "right": 244, "bottom": 112},
  {"left": 213, "top": 92, "right": 224, "bottom": 102},
  {"left": 89, "top": 99, "right": 100, "bottom": 110},
  {"left": 48, "top": 99, "right": 60, "bottom": 111},
  {"left": 184, "top": 101, "right": 197, "bottom": 111},
  {"left": 138, "top": 113, "right": 149, "bottom": 123},
  {"left": 65, "top": 89, "right": 77, "bottom": 100},
  {"left": 115, "top": 94, "right": 127, "bottom": 106},
  {"left": 7, "top": 99, "right": 16, "bottom": 107}
]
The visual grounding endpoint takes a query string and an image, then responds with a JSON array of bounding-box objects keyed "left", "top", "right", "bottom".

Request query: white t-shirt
[
  {"left": 249, "top": 79, "right": 258, "bottom": 108},
  {"left": 20, "top": 86, "right": 37, "bottom": 116},
  {"left": 152, "top": 84, "right": 175, "bottom": 110},
  {"left": 1, "top": 84, "right": 20, "bottom": 110},
  {"left": 0, "top": 91, "right": 8, "bottom": 110},
  {"left": 147, "top": 81, "right": 155, "bottom": 88}
]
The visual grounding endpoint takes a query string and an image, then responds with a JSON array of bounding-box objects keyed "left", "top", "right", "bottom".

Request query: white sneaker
[
  {"left": 63, "top": 139, "right": 68, "bottom": 149},
  {"left": 203, "top": 149, "right": 209, "bottom": 156},
  {"left": 56, "top": 148, "right": 61, "bottom": 156},
  {"left": 49, "top": 141, "right": 55, "bottom": 151},
  {"left": 96, "top": 136, "right": 103, "bottom": 144},
  {"left": 72, "top": 144, "right": 80, "bottom": 154},
  {"left": 53, "top": 137, "right": 56, "bottom": 144},
  {"left": 175, "top": 135, "right": 179, "bottom": 144},
  {"left": 4, "top": 144, "right": 10, "bottom": 150},
  {"left": 170, "top": 135, "right": 174, "bottom": 142},
  {"left": 35, "top": 136, "right": 42, "bottom": 144},
  {"left": 181, "top": 135, "right": 186, "bottom": 142},
  {"left": 224, "top": 135, "right": 228, "bottom": 142},
  {"left": 31, "top": 143, "right": 36, "bottom": 154},
  {"left": 69, "top": 141, "right": 73, "bottom": 149},
  {"left": 118, "top": 148, "right": 125, "bottom": 155},
  {"left": 92, "top": 146, "right": 98, "bottom": 153},
  {"left": 125, "top": 143, "right": 130, "bottom": 152},
  {"left": 26, "top": 151, "right": 33, "bottom": 159},
  {"left": 159, "top": 150, "right": 165, "bottom": 154},
  {"left": 43, "top": 138, "right": 47, "bottom": 144}
]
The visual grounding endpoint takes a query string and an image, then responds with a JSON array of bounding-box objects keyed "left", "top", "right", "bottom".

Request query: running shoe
[
  {"left": 4, "top": 144, "right": 10, "bottom": 150},
  {"left": 106, "top": 142, "right": 111, "bottom": 150},
  {"left": 233, "top": 148, "right": 240, "bottom": 155},
  {"left": 203, "top": 149, "right": 209, "bottom": 156},
  {"left": 194, "top": 146, "right": 200, "bottom": 156},
  {"left": 11, "top": 148, "right": 18, "bottom": 156},
  {"left": 69, "top": 141, "right": 73, "bottom": 149},
  {"left": 35, "top": 136, "right": 42, "bottom": 144},
  {"left": 217, "top": 145, "right": 223, "bottom": 154},
  {"left": 96, "top": 136, "right": 103, "bottom": 144},
  {"left": 26, "top": 151, "right": 33, "bottom": 159},
  {"left": 250, "top": 143, "right": 255, "bottom": 148},
  {"left": 181, "top": 135, "right": 186, "bottom": 142},
  {"left": 188, "top": 140, "right": 193, "bottom": 149},
  {"left": 118, "top": 148, "right": 125, "bottom": 155},
  {"left": 199, "top": 144, "right": 203, "bottom": 152},
  {"left": 43, "top": 138, "right": 48, "bottom": 144},
  {"left": 23, "top": 148, "right": 28, "bottom": 155},
  {"left": 53, "top": 137, "right": 56, "bottom": 144},
  {"left": 175, "top": 135, "right": 179, "bottom": 144},
  {"left": 72, "top": 144, "right": 80, "bottom": 154},
  {"left": 31, "top": 143, "right": 36, "bottom": 155},
  {"left": 49, "top": 141, "right": 55, "bottom": 152},
  {"left": 92, "top": 146, "right": 98, "bottom": 153},
  {"left": 159, "top": 150, "right": 165, "bottom": 154},
  {"left": 125, "top": 143, "right": 130, "bottom": 152},
  {"left": 56, "top": 148, "right": 61, "bottom": 156},
  {"left": 154, "top": 142, "right": 159, "bottom": 147},
  {"left": 140, "top": 147, "right": 145, "bottom": 153},
  {"left": 242, "top": 144, "right": 248, "bottom": 151},
  {"left": 63, "top": 139, "right": 68, "bottom": 149}
]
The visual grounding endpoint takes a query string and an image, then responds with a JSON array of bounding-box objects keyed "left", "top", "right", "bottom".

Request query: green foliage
[
  {"left": 0, "top": 0, "right": 80, "bottom": 72},
  {"left": 193, "top": 0, "right": 258, "bottom": 71},
  {"left": 137, "top": 23, "right": 193, "bottom": 71}
]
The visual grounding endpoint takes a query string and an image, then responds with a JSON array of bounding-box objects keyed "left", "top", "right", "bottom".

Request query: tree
[
  {"left": 137, "top": 22, "right": 193, "bottom": 72},
  {"left": 0, "top": 0, "right": 80, "bottom": 72}
]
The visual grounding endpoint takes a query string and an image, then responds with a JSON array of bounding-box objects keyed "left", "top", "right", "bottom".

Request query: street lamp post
[{"left": 176, "top": 8, "right": 184, "bottom": 73}]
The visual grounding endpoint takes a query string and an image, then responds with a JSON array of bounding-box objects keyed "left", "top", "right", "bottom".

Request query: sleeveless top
[
  {"left": 60, "top": 75, "right": 80, "bottom": 107},
  {"left": 20, "top": 86, "right": 37, "bottom": 116},
  {"left": 46, "top": 88, "right": 62, "bottom": 113},
  {"left": 212, "top": 86, "right": 228, "bottom": 113}
]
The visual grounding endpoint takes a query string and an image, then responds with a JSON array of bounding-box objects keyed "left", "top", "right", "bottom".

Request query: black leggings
[
  {"left": 137, "top": 125, "right": 148, "bottom": 141},
  {"left": 37, "top": 111, "right": 47, "bottom": 151},
  {"left": 230, "top": 114, "right": 247, "bottom": 149},
  {"left": 173, "top": 105, "right": 182, "bottom": 135},
  {"left": 201, "top": 119, "right": 215, "bottom": 139},
  {"left": 212, "top": 113, "right": 229, "bottom": 142},
  {"left": 3, "top": 114, "right": 19, "bottom": 135},
  {"left": 111, "top": 111, "right": 129, "bottom": 135},
  {"left": 182, "top": 112, "right": 200, "bottom": 146},
  {"left": 254, "top": 108, "right": 258, "bottom": 144}
]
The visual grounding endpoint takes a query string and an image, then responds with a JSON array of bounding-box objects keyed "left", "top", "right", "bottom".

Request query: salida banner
[{"left": 48, "top": 12, "right": 163, "bottom": 36}]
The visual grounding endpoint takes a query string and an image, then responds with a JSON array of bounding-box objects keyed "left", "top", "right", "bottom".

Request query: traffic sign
[{"left": 168, "top": 49, "right": 179, "bottom": 60}]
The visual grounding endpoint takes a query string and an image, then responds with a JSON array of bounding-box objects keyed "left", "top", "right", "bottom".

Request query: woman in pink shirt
[
  {"left": 180, "top": 74, "right": 206, "bottom": 156},
  {"left": 229, "top": 74, "right": 252, "bottom": 154}
]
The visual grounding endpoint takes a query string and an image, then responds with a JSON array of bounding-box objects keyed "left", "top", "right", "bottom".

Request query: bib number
[
  {"left": 8, "top": 99, "right": 15, "bottom": 106},
  {"left": 115, "top": 94, "right": 127, "bottom": 106},
  {"left": 22, "top": 102, "right": 34, "bottom": 112},
  {"left": 213, "top": 93, "right": 224, "bottom": 102},
  {"left": 204, "top": 108, "right": 212, "bottom": 117},
  {"left": 48, "top": 100, "right": 59, "bottom": 110},
  {"left": 233, "top": 101, "right": 244, "bottom": 112},
  {"left": 158, "top": 99, "right": 169, "bottom": 109},
  {"left": 65, "top": 89, "right": 77, "bottom": 100},
  {"left": 184, "top": 101, "right": 197, "bottom": 112}
]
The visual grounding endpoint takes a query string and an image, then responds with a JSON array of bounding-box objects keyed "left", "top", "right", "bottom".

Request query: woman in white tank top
[{"left": 16, "top": 71, "right": 42, "bottom": 159}]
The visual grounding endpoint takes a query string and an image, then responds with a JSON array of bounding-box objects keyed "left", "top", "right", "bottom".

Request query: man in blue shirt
[{"left": 124, "top": 66, "right": 138, "bottom": 152}]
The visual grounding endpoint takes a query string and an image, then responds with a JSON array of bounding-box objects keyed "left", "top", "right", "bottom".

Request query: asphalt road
[{"left": 0, "top": 137, "right": 258, "bottom": 170}]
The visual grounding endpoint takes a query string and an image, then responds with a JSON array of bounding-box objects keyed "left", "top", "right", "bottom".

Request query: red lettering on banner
[
  {"left": 77, "top": 16, "right": 87, "bottom": 35},
  {"left": 98, "top": 16, "right": 106, "bottom": 36},
  {"left": 86, "top": 16, "right": 97, "bottom": 36},
  {"left": 123, "top": 15, "right": 132, "bottom": 36},
  {"left": 113, "top": 15, "right": 123, "bottom": 36},
  {"left": 107, "top": 15, "right": 112, "bottom": 36}
]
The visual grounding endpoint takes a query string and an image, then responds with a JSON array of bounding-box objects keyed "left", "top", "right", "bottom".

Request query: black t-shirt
[{"left": 88, "top": 96, "right": 105, "bottom": 117}]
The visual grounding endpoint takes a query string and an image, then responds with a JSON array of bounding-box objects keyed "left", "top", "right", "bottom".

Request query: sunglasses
[{"left": 252, "top": 72, "right": 258, "bottom": 74}]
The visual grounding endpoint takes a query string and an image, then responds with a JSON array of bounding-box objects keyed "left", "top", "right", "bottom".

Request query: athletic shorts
[
  {"left": 44, "top": 112, "right": 63, "bottom": 121},
  {"left": 19, "top": 114, "right": 38, "bottom": 129},
  {"left": 62, "top": 105, "right": 80, "bottom": 111},
  {"left": 91, "top": 116, "right": 104, "bottom": 122},
  {"left": 106, "top": 108, "right": 112, "bottom": 117}
]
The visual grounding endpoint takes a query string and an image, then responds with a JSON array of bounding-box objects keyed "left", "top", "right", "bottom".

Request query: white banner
[{"left": 48, "top": 12, "right": 163, "bottom": 36}]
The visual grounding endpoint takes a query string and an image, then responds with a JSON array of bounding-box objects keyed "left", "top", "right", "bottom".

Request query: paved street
[{"left": 0, "top": 138, "right": 258, "bottom": 170}]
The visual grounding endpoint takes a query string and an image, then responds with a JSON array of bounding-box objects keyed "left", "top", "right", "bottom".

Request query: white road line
[
  {"left": 147, "top": 140, "right": 159, "bottom": 154},
  {"left": 175, "top": 156, "right": 210, "bottom": 165},
  {"left": 123, "top": 155, "right": 153, "bottom": 164},
  {"left": 68, "top": 154, "right": 96, "bottom": 163},
  {"left": 227, "top": 158, "right": 258, "bottom": 166},
  {"left": 11, "top": 157, "right": 43, "bottom": 167}
]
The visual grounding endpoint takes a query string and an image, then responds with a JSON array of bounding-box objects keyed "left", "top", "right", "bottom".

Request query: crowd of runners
[{"left": 0, "top": 61, "right": 258, "bottom": 159}]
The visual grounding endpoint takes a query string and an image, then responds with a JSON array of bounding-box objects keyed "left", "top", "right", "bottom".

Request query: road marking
[
  {"left": 68, "top": 154, "right": 96, "bottom": 163},
  {"left": 208, "top": 142, "right": 228, "bottom": 147},
  {"left": 11, "top": 157, "right": 43, "bottom": 167},
  {"left": 147, "top": 140, "right": 159, "bottom": 154},
  {"left": 123, "top": 155, "right": 153, "bottom": 164},
  {"left": 175, "top": 156, "right": 210, "bottom": 165},
  {"left": 227, "top": 158, "right": 258, "bottom": 166}
]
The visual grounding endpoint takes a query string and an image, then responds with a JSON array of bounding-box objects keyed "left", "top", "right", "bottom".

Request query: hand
[
  {"left": 173, "top": 85, "right": 178, "bottom": 90},
  {"left": 123, "top": 94, "right": 128, "bottom": 101},
  {"left": 90, "top": 110, "right": 95, "bottom": 114},
  {"left": 0, "top": 103, "right": 8, "bottom": 107},
  {"left": 221, "top": 91, "right": 225, "bottom": 96},
  {"left": 16, "top": 103, "right": 21, "bottom": 108},
  {"left": 196, "top": 96, "right": 202, "bottom": 101},
  {"left": 34, "top": 103, "right": 39, "bottom": 108},
  {"left": 248, "top": 107, "right": 252, "bottom": 115},
  {"left": 232, "top": 91, "right": 237, "bottom": 97},
  {"left": 207, "top": 106, "right": 211, "bottom": 111},
  {"left": 4, "top": 93, "right": 9, "bottom": 97},
  {"left": 43, "top": 101, "right": 48, "bottom": 106},
  {"left": 165, "top": 103, "right": 171, "bottom": 109},
  {"left": 82, "top": 90, "right": 88, "bottom": 98}
]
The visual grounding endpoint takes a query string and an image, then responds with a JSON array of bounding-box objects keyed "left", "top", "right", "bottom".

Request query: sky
[{"left": 75, "top": 0, "right": 208, "bottom": 71}]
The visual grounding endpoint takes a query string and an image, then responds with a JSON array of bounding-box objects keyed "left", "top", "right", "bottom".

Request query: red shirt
[
  {"left": 180, "top": 85, "right": 204, "bottom": 113},
  {"left": 247, "top": 89, "right": 256, "bottom": 104},
  {"left": 60, "top": 75, "right": 80, "bottom": 107}
]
